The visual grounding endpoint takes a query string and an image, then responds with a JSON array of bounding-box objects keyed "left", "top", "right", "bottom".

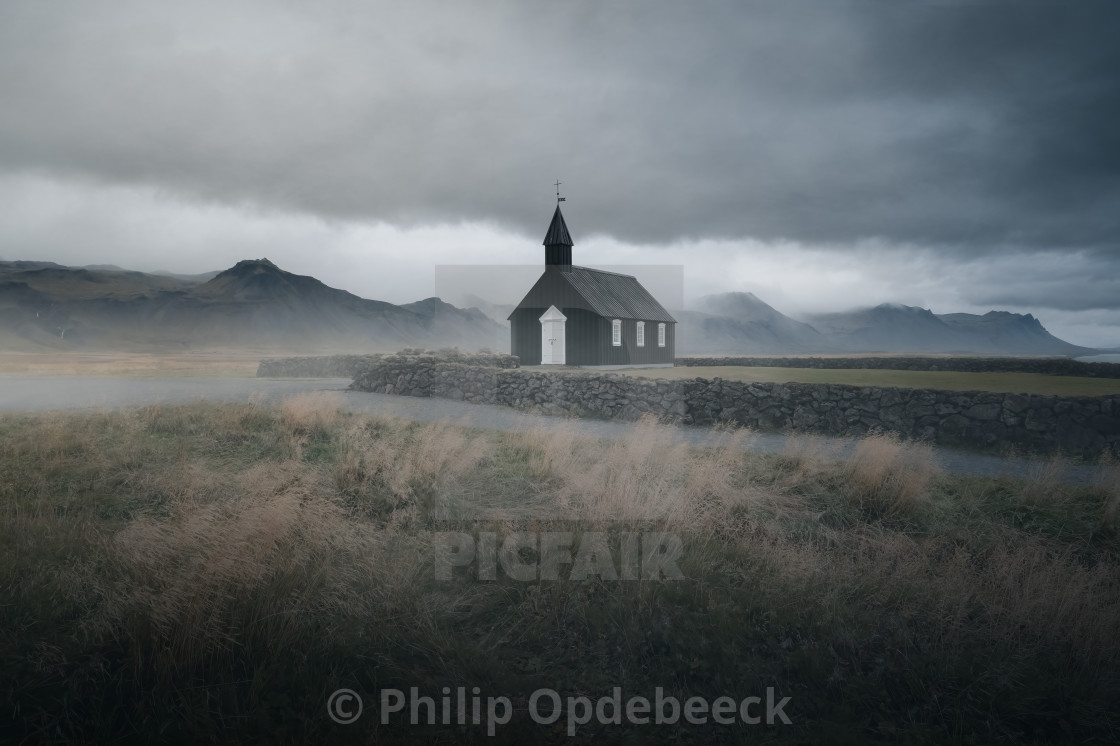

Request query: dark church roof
[
  {"left": 565, "top": 266, "right": 676, "bottom": 323},
  {"left": 511, "top": 265, "right": 677, "bottom": 323},
  {"left": 542, "top": 205, "right": 573, "bottom": 246}
]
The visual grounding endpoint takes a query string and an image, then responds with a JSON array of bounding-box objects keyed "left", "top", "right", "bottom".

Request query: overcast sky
[{"left": 1, "top": 1, "right": 1118, "bottom": 347}]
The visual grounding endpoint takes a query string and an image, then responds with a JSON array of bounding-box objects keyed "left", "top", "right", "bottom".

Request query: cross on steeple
[{"left": 555, "top": 179, "right": 566, "bottom": 205}]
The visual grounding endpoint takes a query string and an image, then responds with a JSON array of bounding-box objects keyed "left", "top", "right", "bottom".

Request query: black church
[{"left": 509, "top": 203, "right": 676, "bottom": 367}]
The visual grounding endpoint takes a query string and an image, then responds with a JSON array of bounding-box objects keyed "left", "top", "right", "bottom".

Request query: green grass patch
[{"left": 623, "top": 365, "right": 1120, "bottom": 396}]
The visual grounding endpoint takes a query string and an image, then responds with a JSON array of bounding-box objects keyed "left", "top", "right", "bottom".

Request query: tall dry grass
[
  {"left": 1019, "top": 452, "right": 1069, "bottom": 507},
  {"left": 278, "top": 390, "right": 345, "bottom": 432},
  {"left": 735, "top": 520, "right": 1120, "bottom": 662},
  {"left": 67, "top": 460, "right": 427, "bottom": 684},
  {"left": 1092, "top": 454, "right": 1120, "bottom": 532},
  {"left": 522, "top": 420, "right": 585, "bottom": 480},
  {"left": 3, "top": 400, "right": 1119, "bottom": 742},
  {"left": 502, "top": 415, "right": 756, "bottom": 526},
  {"left": 333, "top": 416, "right": 490, "bottom": 522},
  {"left": 277, "top": 391, "right": 345, "bottom": 458},
  {"left": 779, "top": 433, "right": 833, "bottom": 485},
  {"left": 843, "top": 431, "right": 939, "bottom": 515},
  {"left": 496, "top": 417, "right": 1120, "bottom": 666}
]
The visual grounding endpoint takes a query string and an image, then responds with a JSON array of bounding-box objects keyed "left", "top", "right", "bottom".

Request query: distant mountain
[
  {"left": 151, "top": 269, "right": 221, "bottom": 283},
  {"left": 457, "top": 293, "right": 516, "bottom": 327},
  {"left": 0, "top": 259, "right": 1097, "bottom": 357},
  {"left": 672, "top": 294, "right": 1095, "bottom": 356},
  {"left": 677, "top": 292, "right": 834, "bottom": 354},
  {"left": 0, "top": 260, "right": 70, "bottom": 271},
  {"left": 0, "top": 258, "right": 505, "bottom": 352},
  {"left": 1, "top": 262, "right": 198, "bottom": 300},
  {"left": 807, "top": 304, "right": 964, "bottom": 351},
  {"left": 803, "top": 303, "right": 1094, "bottom": 356}
]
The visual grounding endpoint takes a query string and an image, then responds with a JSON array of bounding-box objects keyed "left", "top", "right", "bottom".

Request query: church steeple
[{"left": 543, "top": 205, "right": 573, "bottom": 267}]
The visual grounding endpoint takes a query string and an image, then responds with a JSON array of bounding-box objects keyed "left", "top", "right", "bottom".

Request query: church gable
[{"left": 507, "top": 267, "right": 597, "bottom": 320}]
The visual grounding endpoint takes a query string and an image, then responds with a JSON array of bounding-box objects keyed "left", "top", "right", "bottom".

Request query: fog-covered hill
[
  {"left": 676, "top": 292, "right": 836, "bottom": 354},
  {"left": 0, "top": 259, "right": 505, "bottom": 352},
  {"left": 801, "top": 303, "right": 1093, "bottom": 357}
]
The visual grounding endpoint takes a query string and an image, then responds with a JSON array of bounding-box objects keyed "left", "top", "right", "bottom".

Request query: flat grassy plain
[
  {"left": 2, "top": 395, "right": 1118, "bottom": 743},
  {"left": 0, "top": 351, "right": 262, "bottom": 377},
  {"left": 623, "top": 365, "right": 1120, "bottom": 397},
  {"left": 6, "top": 352, "right": 1120, "bottom": 398}
]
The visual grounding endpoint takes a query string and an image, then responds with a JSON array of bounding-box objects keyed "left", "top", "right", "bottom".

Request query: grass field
[
  {"left": 5, "top": 352, "right": 1120, "bottom": 399},
  {"left": 0, "top": 352, "right": 264, "bottom": 377},
  {"left": 623, "top": 365, "right": 1120, "bottom": 397},
  {"left": 2, "top": 397, "right": 1118, "bottom": 743}
]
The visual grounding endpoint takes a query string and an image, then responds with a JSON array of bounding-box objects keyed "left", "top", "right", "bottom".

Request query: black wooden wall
[{"left": 511, "top": 307, "right": 675, "bottom": 366}]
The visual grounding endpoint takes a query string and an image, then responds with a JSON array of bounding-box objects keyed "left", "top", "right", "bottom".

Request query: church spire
[
  {"left": 543, "top": 205, "right": 573, "bottom": 248},
  {"left": 543, "top": 183, "right": 573, "bottom": 267}
]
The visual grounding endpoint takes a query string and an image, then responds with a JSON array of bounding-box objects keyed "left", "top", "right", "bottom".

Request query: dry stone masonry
[{"left": 348, "top": 352, "right": 1120, "bottom": 457}]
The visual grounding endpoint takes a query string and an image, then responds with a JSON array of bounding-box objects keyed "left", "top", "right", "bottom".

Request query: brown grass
[
  {"left": 0, "top": 351, "right": 262, "bottom": 377},
  {"left": 779, "top": 433, "right": 835, "bottom": 486},
  {"left": 3, "top": 400, "right": 1119, "bottom": 742},
  {"left": 523, "top": 420, "right": 585, "bottom": 480},
  {"left": 499, "top": 416, "right": 757, "bottom": 526},
  {"left": 1093, "top": 454, "right": 1120, "bottom": 532},
  {"left": 743, "top": 522, "right": 1120, "bottom": 658},
  {"left": 1019, "top": 452, "right": 1069, "bottom": 507},
  {"left": 333, "top": 415, "right": 490, "bottom": 522},
  {"left": 843, "top": 432, "right": 939, "bottom": 515},
  {"left": 16, "top": 403, "right": 434, "bottom": 694}
]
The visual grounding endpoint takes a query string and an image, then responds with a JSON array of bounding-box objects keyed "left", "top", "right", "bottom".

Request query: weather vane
[{"left": 555, "top": 179, "right": 566, "bottom": 205}]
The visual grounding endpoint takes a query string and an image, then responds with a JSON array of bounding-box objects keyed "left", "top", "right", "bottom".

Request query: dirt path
[{"left": 0, "top": 374, "right": 1100, "bottom": 484}]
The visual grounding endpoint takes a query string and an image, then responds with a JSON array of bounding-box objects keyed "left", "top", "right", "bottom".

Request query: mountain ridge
[
  {"left": 0, "top": 258, "right": 506, "bottom": 352},
  {"left": 800, "top": 302, "right": 1092, "bottom": 356},
  {"left": 0, "top": 259, "right": 1099, "bottom": 356}
]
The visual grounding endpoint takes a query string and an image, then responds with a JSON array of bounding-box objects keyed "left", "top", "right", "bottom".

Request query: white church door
[{"left": 539, "top": 305, "right": 566, "bottom": 365}]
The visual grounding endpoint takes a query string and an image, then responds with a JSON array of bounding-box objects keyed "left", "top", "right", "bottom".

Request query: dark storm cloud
[
  {"left": 966, "top": 252, "right": 1120, "bottom": 312},
  {"left": 0, "top": 0, "right": 1118, "bottom": 253}
]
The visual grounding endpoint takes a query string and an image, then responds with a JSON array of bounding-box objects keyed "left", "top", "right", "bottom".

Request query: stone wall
[
  {"left": 350, "top": 356, "right": 1120, "bottom": 457},
  {"left": 350, "top": 358, "right": 687, "bottom": 420},
  {"left": 676, "top": 356, "right": 1120, "bottom": 378},
  {"left": 682, "top": 379, "right": 1118, "bottom": 456}
]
